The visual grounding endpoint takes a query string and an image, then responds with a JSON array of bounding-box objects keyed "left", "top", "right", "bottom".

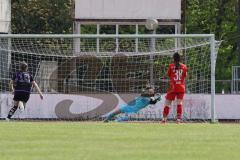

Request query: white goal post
[{"left": 0, "top": 34, "right": 219, "bottom": 122}]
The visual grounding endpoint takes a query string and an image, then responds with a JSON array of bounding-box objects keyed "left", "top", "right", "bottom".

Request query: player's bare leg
[{"left": 19, "top": 101, "right": 25, "bottom": 112}]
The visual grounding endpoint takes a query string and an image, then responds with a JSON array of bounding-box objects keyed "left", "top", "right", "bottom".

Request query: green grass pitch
[{"left": 0, "top": 122, "right": 240, "bottom": 160}]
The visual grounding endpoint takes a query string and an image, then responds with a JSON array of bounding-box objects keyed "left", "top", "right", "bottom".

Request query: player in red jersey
[{"left": 161, "top": 52, "right": 188, "bottom": 123}]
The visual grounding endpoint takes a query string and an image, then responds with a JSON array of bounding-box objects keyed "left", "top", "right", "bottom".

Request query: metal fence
[{"left": 232, "top": 66, "right": 240, "bottom": 94}]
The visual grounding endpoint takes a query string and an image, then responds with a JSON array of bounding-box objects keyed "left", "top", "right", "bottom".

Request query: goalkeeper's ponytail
[{"left": 173, "top": 52, "right": 180, "bottom": 70}]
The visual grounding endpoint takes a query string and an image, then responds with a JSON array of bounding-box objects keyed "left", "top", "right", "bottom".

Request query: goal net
[{"left": 0, "top": 34, "right": 220, "bottom": 122}]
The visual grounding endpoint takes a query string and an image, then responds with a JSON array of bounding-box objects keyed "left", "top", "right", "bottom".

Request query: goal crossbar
[{"left": 0, "top": 34, "right": 215, "bottom": 39}]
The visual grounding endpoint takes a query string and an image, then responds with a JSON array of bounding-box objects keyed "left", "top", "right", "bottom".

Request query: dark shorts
[{"left": 13, "top": 91, "right": 30, "bottom": 103}]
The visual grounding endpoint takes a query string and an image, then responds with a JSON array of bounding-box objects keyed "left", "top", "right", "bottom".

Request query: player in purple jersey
[{"left": 6, "top": 61, "right": 43, "bottom": 120}]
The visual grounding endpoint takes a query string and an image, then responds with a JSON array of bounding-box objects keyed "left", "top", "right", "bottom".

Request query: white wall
[
  {"left": 75, "top": 0, "right": 181, "bottom": 20},
  {"left": 0, "top": 94, "right": 236, "bottom": 119},
  {"left": 1, "top": 93, "right": 239, "bottom": 119},
  {"left": 215, "top": 95, "right": 240, "bottom": 119}
]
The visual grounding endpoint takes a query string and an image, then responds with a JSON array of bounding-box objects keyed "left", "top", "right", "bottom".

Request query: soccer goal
[{"left": 0, "top": 34, "right": 220, "bottom": 122}]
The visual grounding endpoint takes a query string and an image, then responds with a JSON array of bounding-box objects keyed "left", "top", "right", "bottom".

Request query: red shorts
[{"left": 165, "top": 92, "right": 184, "bottom": 101}]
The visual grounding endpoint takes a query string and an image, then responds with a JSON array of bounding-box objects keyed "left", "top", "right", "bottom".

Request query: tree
[
  {"left": 11, "top": 0, "right": 73, "bottom": 34},
  {"left": 186, "top": 0, "right": 239, "bottom": 92}
]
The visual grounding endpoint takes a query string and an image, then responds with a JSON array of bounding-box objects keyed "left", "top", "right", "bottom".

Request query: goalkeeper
[{"left": 104, "top": 85, "right": 161, "bottom": 122}]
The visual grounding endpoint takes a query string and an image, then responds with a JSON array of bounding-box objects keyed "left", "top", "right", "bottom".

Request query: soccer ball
[{"left": 145, "top": 19, "right": 158, "bottom": 30}]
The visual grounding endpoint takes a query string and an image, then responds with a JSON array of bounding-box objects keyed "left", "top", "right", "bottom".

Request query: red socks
[
  {"left": 177, "top": 104, "right": 182, "bottom": 120},
  {"left": 163, "top": 106, "right": 170, "bottom": 118},
  {"left": 163, "top": 105, "right": 183, "bottom": 120}
]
